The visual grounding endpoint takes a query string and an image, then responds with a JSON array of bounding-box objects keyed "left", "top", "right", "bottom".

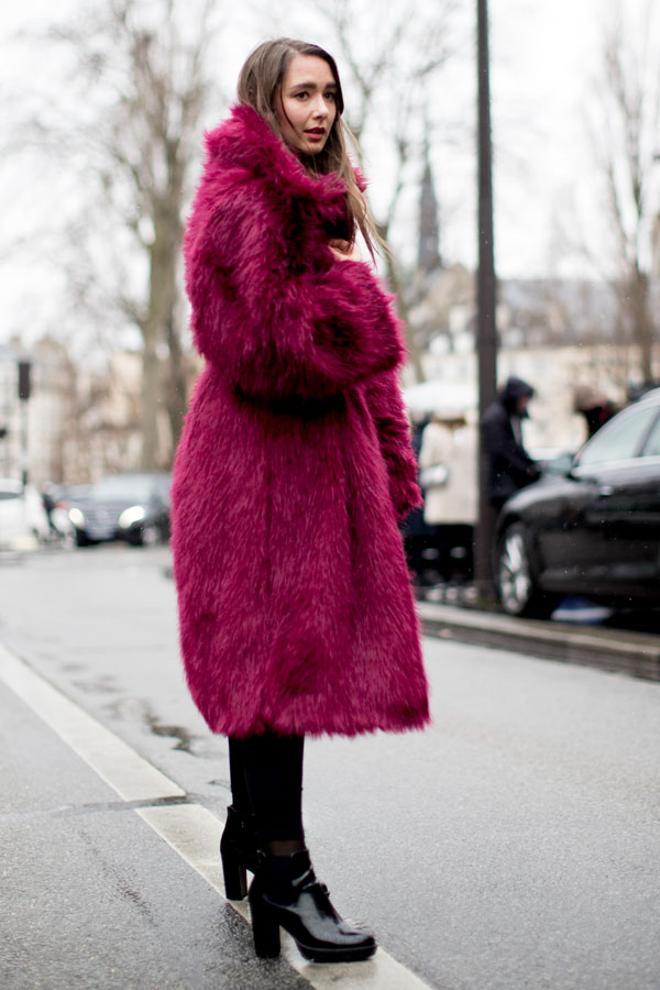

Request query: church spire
[{"left": 418, "top": 130, "right": 442, "bottom": 275}]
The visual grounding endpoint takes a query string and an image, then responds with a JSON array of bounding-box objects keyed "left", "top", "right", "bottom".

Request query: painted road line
[
  {"left": 1, "top": 643, "right": 432, "bottom": 990},
  {"left": 0, "top": 643, "right": 183, "bottom": 802}
]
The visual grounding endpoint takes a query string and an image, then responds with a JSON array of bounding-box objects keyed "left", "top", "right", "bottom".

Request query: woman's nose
[{"left": 310, "top": 94, "right": 328, "bottom": 117}]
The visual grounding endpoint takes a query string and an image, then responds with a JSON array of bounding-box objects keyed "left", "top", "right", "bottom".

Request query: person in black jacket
[{"left": 481, "top": 376, "right": 541, "bottom": 511}]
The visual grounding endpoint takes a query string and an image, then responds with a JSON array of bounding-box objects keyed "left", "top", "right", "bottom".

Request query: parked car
[
  {"left": 0, "top": 479, "right": 50, "bottom": 549},
  {"left": 67, "top": 472, "right": 171, "bottom": 547},
  {"left": 495, "top": 389, "right": 660, "bottom": 617}
]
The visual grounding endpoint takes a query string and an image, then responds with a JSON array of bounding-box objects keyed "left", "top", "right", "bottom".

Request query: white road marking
[
  {"left": 139, "top": 803, "right": 432, "bottom": 990},
  {"left": 0, "top": 644, "right": 183, "bottom": 802},
  {"left": 0, "top": 643, "right": 432, "bottom": 990}
]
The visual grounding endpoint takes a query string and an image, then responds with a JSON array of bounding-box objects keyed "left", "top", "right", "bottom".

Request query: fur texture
[{"left": 171, "top": 103, "right": 430, "bottom": 737}]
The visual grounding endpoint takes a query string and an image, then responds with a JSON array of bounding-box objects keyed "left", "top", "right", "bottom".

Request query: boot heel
[
  {"left": 250, "top": 895, "right": 281, "bottom": 958},
  {"left": 221, "top": 851, "right": 248, "bottom": 901}
]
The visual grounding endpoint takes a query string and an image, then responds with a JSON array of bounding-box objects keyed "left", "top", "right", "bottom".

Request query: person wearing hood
[{"left": 481, "top": 376, "right": 541, "bottom": 511}]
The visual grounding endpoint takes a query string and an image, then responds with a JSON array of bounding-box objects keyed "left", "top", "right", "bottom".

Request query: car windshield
[
  {"left": 577, "top": 404, "right": 658, "bottom": 468},
  {"left": 93, "top": 475, "right": 156, "bottom": 502},
  {"left": 640, "top": 413, "right": 660, "bottom": 457}
]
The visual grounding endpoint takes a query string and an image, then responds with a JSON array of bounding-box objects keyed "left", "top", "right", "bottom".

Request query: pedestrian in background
[
  {"left": 573, "top": 384, "right": 619, "bottom": 440},
  {"left": 419, "top": 411, "right": 477, "bottom": 581},
  {"left": 40, "top": 482, "right": 57, "bottom": 538},
  {"left": 481, "top": 376, "right": 540, "bottom": 511},
  {"left": 170, "top": 37, "right": 430, "bottom": 965}
]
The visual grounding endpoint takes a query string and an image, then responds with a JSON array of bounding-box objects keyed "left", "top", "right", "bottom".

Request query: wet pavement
[{"left": 1, "top": 544, "right": 660, "bottom": 989}]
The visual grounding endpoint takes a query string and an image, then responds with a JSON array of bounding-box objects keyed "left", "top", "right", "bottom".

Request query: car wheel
[
  {"left": 496, "top": 523, "right": 560, "bottom": 619},
  {"left": 75, "top": 531, "right": 90, "bottom": 547}
]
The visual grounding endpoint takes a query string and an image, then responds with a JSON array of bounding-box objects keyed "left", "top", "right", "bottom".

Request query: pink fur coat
[{"left": 171, "top": 103, "right": 430, "bottom": 737}]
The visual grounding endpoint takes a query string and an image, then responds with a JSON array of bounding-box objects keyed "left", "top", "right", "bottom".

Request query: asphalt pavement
[{"left": 1, "top": 544, "right": 659, "bottom": 989}]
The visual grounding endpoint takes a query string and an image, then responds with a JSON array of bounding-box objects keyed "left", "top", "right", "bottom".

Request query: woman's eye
[
  {"left": 325, "top": 92, "right": 335, "bottom": 102},
  {"left": 295, "top": 92, "right": 308, "bottom": 100}
]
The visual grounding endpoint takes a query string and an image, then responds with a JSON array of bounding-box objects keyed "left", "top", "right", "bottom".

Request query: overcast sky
[{"left": 0, "top": 0, "right": 657, "bottom": 349}]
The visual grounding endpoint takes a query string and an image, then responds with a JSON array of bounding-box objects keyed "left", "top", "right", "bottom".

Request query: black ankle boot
[
  {"left": 220, "top": 805, "right": 264, "bottom": 900},
  {"left": 248, "top": 850, "right": 377, "bottom": 963}
]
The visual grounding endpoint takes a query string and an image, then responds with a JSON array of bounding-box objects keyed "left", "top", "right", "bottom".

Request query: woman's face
[{"left": 275, "top": 54, "right": 338, "bottom": 156}]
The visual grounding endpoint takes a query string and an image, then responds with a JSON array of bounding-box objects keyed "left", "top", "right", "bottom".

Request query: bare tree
[
  {"left": 590, "top": 2, "right": 660, "bottom": 383},
  {"left": 16, "top": 0, "right": 220, "bottom": 468}
]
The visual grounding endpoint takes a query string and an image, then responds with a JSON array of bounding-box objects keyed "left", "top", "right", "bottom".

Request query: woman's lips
[{"left": 304, "top": 129, "right": 326, "bottom": 141}]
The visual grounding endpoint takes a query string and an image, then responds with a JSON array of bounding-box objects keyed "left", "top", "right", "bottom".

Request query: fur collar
[{"left": 204, "top": 103, "right": 365, "bottom": 225}]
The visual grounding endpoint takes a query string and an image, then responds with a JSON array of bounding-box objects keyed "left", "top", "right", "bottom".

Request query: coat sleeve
[
  {"left": 363, "top": 369, "right": 423, "bottom": 522},
  {"left": 185, "top": 173, "right": 404, "bottom": 401}
]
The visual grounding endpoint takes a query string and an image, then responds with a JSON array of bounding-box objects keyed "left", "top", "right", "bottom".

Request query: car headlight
[
  {"left": 118, "top": 505, "right": 146, "bottom": 528},
  {"left": 69, "top": 507, "right": 85, "bottom": 527}
]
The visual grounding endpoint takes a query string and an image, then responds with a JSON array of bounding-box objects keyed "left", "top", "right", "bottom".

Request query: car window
[
  {"left": 640, "top": 412, "right": 660, "bottom": 457},
  {"left": 577, "top": 404, "right": 658, "bottom": 468},
  {"left": 94, "top": 475, "right": 155, "bottom": 501}
]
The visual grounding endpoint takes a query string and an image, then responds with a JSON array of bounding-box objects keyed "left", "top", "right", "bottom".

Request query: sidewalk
[{"left": 415, "top": 587, "right": 660, "bottom": 681}]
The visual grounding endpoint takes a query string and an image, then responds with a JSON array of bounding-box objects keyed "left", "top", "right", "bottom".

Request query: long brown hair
[{"left": 237, "top": 37, "right": 384, "bottom": 258}]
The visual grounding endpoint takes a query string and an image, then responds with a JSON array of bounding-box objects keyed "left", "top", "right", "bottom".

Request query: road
[{"left": 1, "top": 544, "right": 659, "bottom": 989}]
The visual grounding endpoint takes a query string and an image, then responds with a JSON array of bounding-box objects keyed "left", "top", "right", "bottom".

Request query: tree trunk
[
  {"left": 143, "top": 207, "right": 176, "bottom": 469},
  {"left": 632, "top": 267, "right": 653, "bottom": 383},
  {"left": 165, "top": 311, "right": 188, "bottom": 458},
  {"left": 141, "top": 333, "right": 160, "bottom": 470},
  {"left": 142, "top": 180, "right": 186, "bottom": 470}
]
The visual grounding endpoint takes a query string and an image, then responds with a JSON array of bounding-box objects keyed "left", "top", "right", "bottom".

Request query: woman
[
  {"left": 171, "top": 37, "right": 430, "bottom": 964},
  {"left": 419, "top": 411, "right": 477, "bottom": 583}
]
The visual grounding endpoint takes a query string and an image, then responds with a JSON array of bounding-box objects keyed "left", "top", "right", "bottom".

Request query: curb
[{"left": 417, "top": 600, "right": 660, "bottom": 682}]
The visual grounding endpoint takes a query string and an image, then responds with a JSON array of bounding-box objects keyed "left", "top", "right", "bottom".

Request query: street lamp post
[
  {"left": 475, "top": 0, "right": 498, "bottom": 596},
  {"left": 17, "top": 359, "right": 31, "bottom": 489}
]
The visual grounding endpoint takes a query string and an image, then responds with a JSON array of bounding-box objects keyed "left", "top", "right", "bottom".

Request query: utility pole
[
  {"left": 475, "top": 0, "right": 498, "bottom": 596},
  {"left": 17, "top": 359, "right": 31, "bottom": 489}
]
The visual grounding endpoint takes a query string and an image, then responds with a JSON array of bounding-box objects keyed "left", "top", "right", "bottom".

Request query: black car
[
  {"left": 495, "top": 389, "right": 660, "bottom": 617},
  {"left": 68, "top": 472, "right": 171, "bottom": 547}
]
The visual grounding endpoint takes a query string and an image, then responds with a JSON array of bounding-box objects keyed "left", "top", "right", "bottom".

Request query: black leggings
[{"left": 228, "top": 732, "right": 305, "bottom": 842}]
